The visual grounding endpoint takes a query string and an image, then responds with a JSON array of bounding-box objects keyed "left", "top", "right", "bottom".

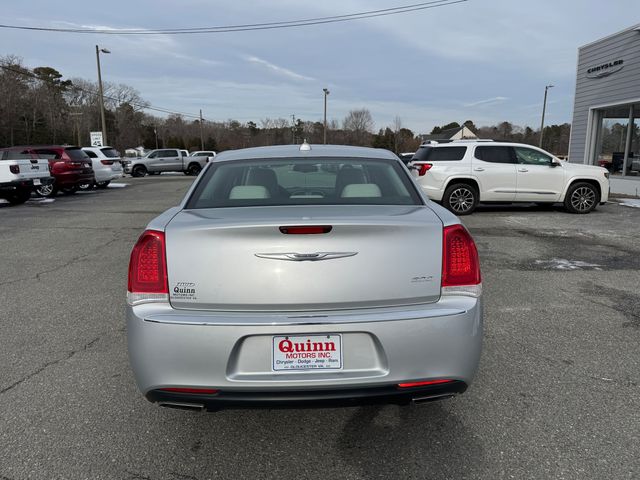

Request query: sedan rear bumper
[
  {"left": 127, "top": 295, "right": 482, "bottom": 409},
  {"left": 146, "top": 381, "right": 468, "bottom": 411}
]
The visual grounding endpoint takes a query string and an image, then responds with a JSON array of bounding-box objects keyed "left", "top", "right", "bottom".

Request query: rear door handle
[
  {"left": 473, "top": 167, "right": 484, "bottom": 172},
  {"left": 518, "top": 168, "right": 529, "bottom": 172}
]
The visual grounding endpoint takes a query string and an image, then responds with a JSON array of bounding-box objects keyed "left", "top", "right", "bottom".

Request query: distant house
[{"left": 419, "top": 125, "right": 478, "bottom": 143}]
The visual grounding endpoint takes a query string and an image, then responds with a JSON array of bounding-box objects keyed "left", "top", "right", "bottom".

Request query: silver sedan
[{"left": 126, "top": 143, "right": 483, "bottom": 411}]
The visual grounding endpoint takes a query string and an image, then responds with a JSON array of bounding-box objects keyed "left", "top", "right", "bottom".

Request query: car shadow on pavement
[{"left": 336, "top": 402, "right": 483, "bottom": 478}]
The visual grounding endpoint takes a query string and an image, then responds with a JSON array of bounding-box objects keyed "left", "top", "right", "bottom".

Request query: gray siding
[{"left": 569, "top": 25, "right": 640, "bottom": 164}]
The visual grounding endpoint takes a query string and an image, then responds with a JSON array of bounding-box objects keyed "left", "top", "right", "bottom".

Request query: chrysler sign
[{"left": 586, "top": 59, "right": 624, "bottom": 79}]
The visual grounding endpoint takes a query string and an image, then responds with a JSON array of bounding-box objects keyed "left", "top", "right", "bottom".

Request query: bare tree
[{"left": 343, "top": 108, "right": 374, "bottom": 146}]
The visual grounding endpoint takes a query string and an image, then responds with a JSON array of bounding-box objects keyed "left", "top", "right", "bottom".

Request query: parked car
[
  {"left": 398, "top": 152, "right": 414, "bottom": 165},
  {"left": 127, "top": 143, "right": 483, "bottom": 412},
  {"left": 0, "top": 149, "right": 54, "bottom": 204},
  {"left": 81, "top": 146, "right": 123, "bottom": 189},
  {"left": 190, "top": 150, "right": 216, "bottom": 159},
  {"left": 410, "top": 140, "right": 610, "bottom": 214},
  {"left": 1, "top": 146, "right": 94, "bottom": 197},
  {"left": 124, "top": 148, "right": 208, "bottom": 177}
]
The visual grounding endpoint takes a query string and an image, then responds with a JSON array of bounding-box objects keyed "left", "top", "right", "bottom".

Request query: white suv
[
  {"left": 410, "top": 140, "right": 610, "bottom": 215},
  {"left": 81, "top": 146, "right": 123, "bottom": 188}
]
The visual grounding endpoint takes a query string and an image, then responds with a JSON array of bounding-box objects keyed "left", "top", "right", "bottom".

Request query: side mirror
[{"left": 550, "top": 158, "right": 562, "bottom": 167}]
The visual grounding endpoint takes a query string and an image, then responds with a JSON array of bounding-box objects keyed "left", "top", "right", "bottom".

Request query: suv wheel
[
  {"left": 132, "top": 165, "right": 147, "bottom": 177},
  {"left": 187, "top": 163, "right": 202, "bottom": 176},
  {"left": 35, "top": 184, "right": 56, "bottom": 198},
  {"left": 7, "top": 189, "right": 32, "bottom": 205},
  {"left": 78, "top": 182, "right": 94, "bottom": 191},
  {"left": 443, "top": 183, "right": 479, "bottom": 215},
  {"left": 564, "top": 182, "right": 599, "bottom": 214},
  {"left": 96, "top": 181, "right": 111, "bottom": 189}
]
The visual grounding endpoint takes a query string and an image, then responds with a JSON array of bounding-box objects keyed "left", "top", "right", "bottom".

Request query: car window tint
[
  {"left": 475, "top": 146, "right": 514, "bottom": 164},
  {"left": 33, "top": 149, "right": 61, "bottom": 159},
  {"left": 186, "top": 157, "right": 423, "bottom": 209},
  {"left": 100, "top": 148, "right": 119, "bottom": 158},
  {"left": 514, "top": 147, "right": 552, "bottom": 165},
  {"left": 84, "top": 150, "right": 98, "bottom": 158},
  {"left": 411, "top": 146, "right": 466, "bottom": 162},
  {"left": 65, "top": 148, "right": 90, "bottom": 160}
]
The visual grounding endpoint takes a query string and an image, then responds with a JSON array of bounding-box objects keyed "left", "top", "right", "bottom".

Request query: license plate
[
  {"left": 272, "top": 334, "right": 342, "bottom": 372},
  {"left": 33, "top": 179, "right": 41, "bottom": 185}
]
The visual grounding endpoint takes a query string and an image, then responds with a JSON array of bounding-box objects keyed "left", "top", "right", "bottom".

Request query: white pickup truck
[
  {"left": 124, "top": 148, "right": 211, "bottom": 177},
  {"left": 0, "top": 149, "right": 54, "bottom": 205}
]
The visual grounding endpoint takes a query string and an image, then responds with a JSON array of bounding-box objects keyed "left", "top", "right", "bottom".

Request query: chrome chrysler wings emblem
[{"left": 255, "top": 252, "right": 357, "bottom": 261}]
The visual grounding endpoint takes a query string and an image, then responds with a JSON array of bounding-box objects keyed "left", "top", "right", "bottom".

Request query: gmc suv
[{"left": 410, "top": 140, "right": 610, "bottom": 214}]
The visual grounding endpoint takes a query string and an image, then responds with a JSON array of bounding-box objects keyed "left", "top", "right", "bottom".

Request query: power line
[
  {"left": 0, "top": 1, "right": 467, "bottom": 35},
  {"left": 0, "top": 64, "right": 203, "bottom": 120}
]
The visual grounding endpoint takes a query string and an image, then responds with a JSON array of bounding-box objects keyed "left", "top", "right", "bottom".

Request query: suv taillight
[
  {"left": 9, "top": 165, "right": 19, "bottom": 174},
  {"left": 442, "top": 224, "right": 481, "bottom": 297},
  {"left": 127, "top": 230, "right": 168, "bottom": 305},
  {"left": 417, "top": 163, "right": 432, "bottom": 176}
]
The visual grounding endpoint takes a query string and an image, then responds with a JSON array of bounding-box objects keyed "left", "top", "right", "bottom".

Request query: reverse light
[
  {"left": 127, "top": 230, "right": 168, "bottom": 305},
  {"left": 441, "top": 224, "right": 481, "bottom": 297},
  {"left": 280, "top": 225, "right": 332, "bottom": 234},
  {"left": 417, "top": 163, "right": 432, "bottom": 176},
  {"left": 398, "top": 379, "right": 454, "bottom": 388}
]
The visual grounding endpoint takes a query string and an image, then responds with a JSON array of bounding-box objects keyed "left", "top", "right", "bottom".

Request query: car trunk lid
[{"left": 165, "top": 205, "right": 443, "bottom": 312}]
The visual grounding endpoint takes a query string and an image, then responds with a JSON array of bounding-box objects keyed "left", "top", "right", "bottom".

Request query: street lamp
[
  {"left": 95, "top": 45, "right": 110, "bottom": 146},
  {"left": 539, "top": 84, "right": 554, "bottom": 148},
  {"left": 323, "top": 88, "right": 330, "bottom": 144}
]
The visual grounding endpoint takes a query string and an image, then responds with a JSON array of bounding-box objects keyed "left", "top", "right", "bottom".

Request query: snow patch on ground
[
  {"left": 618, "top": 199, "right": 640, "bottom": 208},
  {"left": 0, "top": 199, "right": 8, "bottom": 204},
  {"left": 534, "top": 258, "right": 602, "bottom": 271},
  {"left": 28, "top": 198, "right": 55, "bottom": 204},
  {"left": 108, "top": 183, "right": 128, "bottom": 188}
]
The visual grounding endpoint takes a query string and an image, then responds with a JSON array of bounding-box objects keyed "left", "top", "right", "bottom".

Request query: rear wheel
[
  {"left": 96, "top": 181, "right": 110, "bottom": 189},
  {"left": 564, "top": 182, "right": 599, "bottom": 214},
  {"left": 61, "top": 186, "right": 78, "bottom": 195},
  {"left": 443, "top": 183, "right": 479, "bottom": 215},
  {"left": 7, "top": 189, "right": 32, "bottom": 205},
  {"left": 187, "top": 163, "right": 202, "bottom": 176},
  {"left": 78, "top": 182, "right": 94, "bottom": 191},
  {"left": 132, "top": 165, "right": 147, "bottom": 177},
  {"left": 35, "top": 183, "right": 56, "bottom": 197}
]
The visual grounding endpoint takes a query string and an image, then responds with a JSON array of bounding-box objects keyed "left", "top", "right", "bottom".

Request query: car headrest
[
  {"left": 229, "top": 185, "right": 271, "bottom": 199},
  {"left": 340, "top": 183, "right": 382, "bottom": 198}
]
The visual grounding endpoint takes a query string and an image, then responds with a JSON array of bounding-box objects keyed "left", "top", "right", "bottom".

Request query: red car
[{"left": 2, "top": 146, "right": 95, "bottom": 197}]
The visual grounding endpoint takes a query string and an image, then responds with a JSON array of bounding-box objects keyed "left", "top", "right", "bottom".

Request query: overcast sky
[{"left": 2, "top": 0, "right": 638, "bottom": 133}]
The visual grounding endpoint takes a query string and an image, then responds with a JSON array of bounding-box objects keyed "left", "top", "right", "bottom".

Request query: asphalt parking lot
[{"left": 1, "top": 176, "right": 638, "bottom": 480}]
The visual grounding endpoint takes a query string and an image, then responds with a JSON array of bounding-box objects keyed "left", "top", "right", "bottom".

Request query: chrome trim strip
[
  {"left": 255, "top": 252, "right": 358, "bottom": 261},
  {"left": 143, "top": 306, "right": 468, "bottom": 326}
]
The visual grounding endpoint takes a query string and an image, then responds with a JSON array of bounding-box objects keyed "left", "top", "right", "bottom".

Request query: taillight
[
  {"left": 441, "top": 224, "right": 481, "bottom": 297},
  {"left": 417, "top": 163, "right": 432, "bottom": 176},
  {"left": 100, "top": 160, "right": 114, "bottom": 165},
  {"left": 9, "top": 165, "right": 19, "bottom": 174},
  {"left": 280, "top": 226, "right": 332, "bottom": 234},
  {"left": 127, "top": 230, "right": 168, "bottom": 305}
]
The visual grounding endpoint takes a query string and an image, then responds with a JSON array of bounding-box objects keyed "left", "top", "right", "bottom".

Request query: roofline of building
[{"left": 578, "top": 23, "right": 640, "bottom": 50}]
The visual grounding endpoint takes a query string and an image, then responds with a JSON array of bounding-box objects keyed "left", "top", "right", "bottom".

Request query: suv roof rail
[{"left": 451, "top": 139, "right": 494, "bottom": 143}]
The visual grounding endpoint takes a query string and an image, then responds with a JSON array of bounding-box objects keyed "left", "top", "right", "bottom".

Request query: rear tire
[
  {"left": 132, "top": 165, "right": 147, "bottom": 177},
  {"left": 442, "top": 183, "right": 479, "bottom": 215},
  {"left": 187, "top": 163, "right": 202, "bottom": 176},
  {"left": 96, "top": 181, "right": 110, "bottom": 189},
  {"left": 7, "top": 189, "right": 32, "bottom": 205},
  {"left": 564, "top": 182, "right": 599, "bottom": 214},
  {"left": 62, "top": 186, "right": 78, "bottom": 195},
  {"left": 78, "top": 182, "right": 94, "bottom": 191},
  {"left": 35, "top": 184, "right": 56, "bottom": 198}
]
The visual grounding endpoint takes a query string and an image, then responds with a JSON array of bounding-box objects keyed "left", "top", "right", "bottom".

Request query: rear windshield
[
  {"left": 65, "top": 148, "right": 90, "bottom": 160},
  {"left": 186, "top": 157, "right": 423, "bottom": 209},
  {"left": 0, "top": 151, "right": 35, "bottom": 160},
  {"left": 100, "top": 148, "right": 119, "bottom": 158},
  {"left": 412, "top": 146, "right": 467, "bottom": 162}
]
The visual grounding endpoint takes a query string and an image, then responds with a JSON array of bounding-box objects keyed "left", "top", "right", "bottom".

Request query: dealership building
[{"left": 569, "top": 23, "right": 640, "bottom": 195}]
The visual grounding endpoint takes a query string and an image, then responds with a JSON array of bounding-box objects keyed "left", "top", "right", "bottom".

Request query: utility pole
[
  {"left": 95, "top": 45, "right": 111, "bottom": 146},
  {"left": 154, "top": 126, "right": 159, "bottom": 149},
  {"left": 539, "top": 84, "right": 554, "bottom": 148},
  {"left": 199, "top": 109, "right": 205, "bottom": 150},
  {"left": 291, "top": 114, "right": 296, "bottom": 144},
  {"left": 323, "top": 88, "right": 330, "bottom": 144}
]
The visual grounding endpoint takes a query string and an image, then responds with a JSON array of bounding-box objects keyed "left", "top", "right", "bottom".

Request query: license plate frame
[
  {"left": 272, "top": 334, "right": 343, "bottom": 372},
  {"left": 33, "top": 178, "right": 41, "bottom": 186}
]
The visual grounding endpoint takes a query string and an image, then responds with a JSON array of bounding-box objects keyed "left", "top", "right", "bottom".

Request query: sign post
[{"left": 90, "top": 131, "right": 104, "bottom": 147}]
